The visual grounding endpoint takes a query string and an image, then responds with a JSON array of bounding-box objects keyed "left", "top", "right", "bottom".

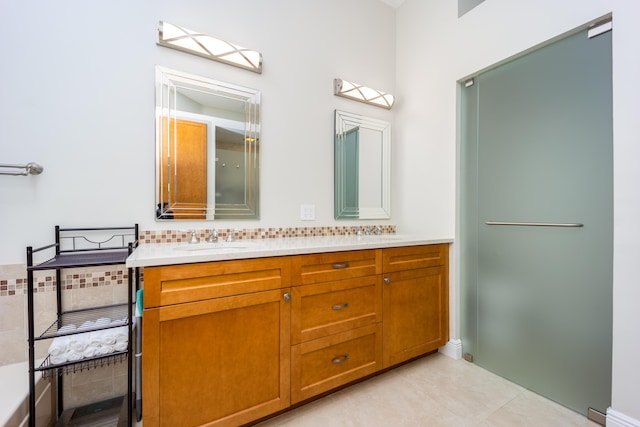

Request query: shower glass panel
[{"left": 461, "top": 28, "right": 613, "bottom": 415}]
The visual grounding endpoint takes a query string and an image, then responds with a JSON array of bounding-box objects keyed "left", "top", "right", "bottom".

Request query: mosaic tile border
[
  {"left": 1, "top": 225, "right": 395, "bottom": 297},
  {"left": 141, "top": 225, "right": 396, "bottom": 244},
  {"left": 1, "top": 269, "right": 133, "bottom": 297}
]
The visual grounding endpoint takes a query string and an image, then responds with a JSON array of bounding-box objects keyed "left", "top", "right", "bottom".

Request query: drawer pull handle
[
  {"left": 332, "top": 354, "right": 350, "bottom": 364},
  {"left": 332, "top": 262, "right": 350, "bottom": 269},
  {"left": 332, "top": 302, "right": 350, "bottom": 310}
]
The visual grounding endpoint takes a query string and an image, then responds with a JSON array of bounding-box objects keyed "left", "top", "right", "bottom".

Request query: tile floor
[{"left": 254, "top": 353, "right": 600, "bottom": 427}]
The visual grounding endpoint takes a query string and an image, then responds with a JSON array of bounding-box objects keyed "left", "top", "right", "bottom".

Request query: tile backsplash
[{"left": 141, "top": 224, "right": 396, "bottom": 244}]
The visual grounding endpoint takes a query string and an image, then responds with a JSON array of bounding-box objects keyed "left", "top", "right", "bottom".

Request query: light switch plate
[{"left": 300, "top": 204, "right": 315, "bottom": 221}]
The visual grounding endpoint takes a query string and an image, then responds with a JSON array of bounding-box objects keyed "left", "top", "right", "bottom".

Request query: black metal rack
[{"left": 26, "top": 225, "right": 139, "bottom": 427}]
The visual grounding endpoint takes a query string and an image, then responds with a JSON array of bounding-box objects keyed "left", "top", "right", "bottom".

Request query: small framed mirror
[
  {"left": 155, "top": 66, "right": 260, "bottom": 220},
  {"left": 334, "top": 110, "right": 391, "bottom": 219}
]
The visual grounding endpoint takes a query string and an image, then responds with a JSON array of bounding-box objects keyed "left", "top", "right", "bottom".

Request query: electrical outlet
[{"left": 300, "top": 204, "right": 316, "bottom": 221}]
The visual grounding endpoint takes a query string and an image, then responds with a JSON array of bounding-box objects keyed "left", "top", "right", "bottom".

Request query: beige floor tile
[
  {"left": 484, "top": 390, "right": 599, "bottom": 427},
  {"left": 256, "top": 353, "right": 596, "bottom": 427}
]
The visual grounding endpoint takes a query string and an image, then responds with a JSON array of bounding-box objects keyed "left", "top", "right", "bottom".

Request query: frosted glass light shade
[
  {"left": 334, "top": 79, "right": 395, "bottom": 109},
  {"left": 158, "top": 21, "right": 263, "bottom": 74}
]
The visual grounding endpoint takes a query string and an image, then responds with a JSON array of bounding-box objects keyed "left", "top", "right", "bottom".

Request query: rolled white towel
[
  {"left": 97, "top": 345, "right": 115, "bottom": 355},
  {"left": 113, "top": 326, "right": 128, "bottom": 343},
  {"left": 50, "top": 354, "right": 67, "bottom": 365},
  {"left": 95, "top": 317, "right": 111, "bottom": 327},
  {"left": 82, "top": 346, "right": 100, "bottom": 358},
  {"left": 58, "top": 324, "right": 77, "bottom": 334},
  {"left": 88, "top": 331, "right": 104, "bottom": 347},
  {"left": 79, "top": 320, "right": 95, "bottom": 330},
  {"left": 111, "top": 318, "right": 126, "bottom": 326},
  {"left": 114, "top": 341, "right": 128, "bottom": 352},
  {"left": 48, "top": 336, "right": 69, "bottom": 356},
  {"left": 100, "top": 329, "right": 116, "bottom": 346},
  {"left": 66, "top": 350, "right": 83, "bottom": 362},
  {"left": 68, "top": 333, "right": 89, "bottom": 352}
]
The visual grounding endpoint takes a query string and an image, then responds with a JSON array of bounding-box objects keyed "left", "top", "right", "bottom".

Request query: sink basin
[{"left": 175, "top": 243, "right": 252, "bottom": 252}]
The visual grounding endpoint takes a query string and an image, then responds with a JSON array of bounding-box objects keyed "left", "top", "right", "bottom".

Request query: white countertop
[{"left": 126, "top": 234, "right": 453, "bottom": 268}]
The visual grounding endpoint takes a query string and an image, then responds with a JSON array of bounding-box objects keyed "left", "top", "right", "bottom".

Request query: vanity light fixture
[
  {"left": 157, "top": 21, "right": 263, "bottom": 74},
  {"left": 334, "top": 78, "right": 395, "bottom": 109}
]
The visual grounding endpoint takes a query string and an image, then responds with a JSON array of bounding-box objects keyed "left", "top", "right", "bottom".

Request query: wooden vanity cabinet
[
  {"left": 142, "top": 258, "right": 292, "bottom": 427},
  {"left": 290, "top": 250, "right": 383, "bottom": 403},
  {"left": 141, "top": 244, "right": 449, "bottom": 426},
  {"left": 381, "top": 244, "right": 449, "bottom": 368}
]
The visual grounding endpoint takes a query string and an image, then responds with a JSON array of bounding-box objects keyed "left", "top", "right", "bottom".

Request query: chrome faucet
[
  {"left": 188, "top": 230, "right": 200, "bottom": 244},
  {"left": 226, "top": 229, "right": 235, "bottom": 242},
  {"left": 207, "top": 229, "right": 218, "bottom": 243}
]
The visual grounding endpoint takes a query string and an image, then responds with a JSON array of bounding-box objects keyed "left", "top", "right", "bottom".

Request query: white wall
[
  {"left": 395, "top": 0, "right": 640, "bottom": 422},
  {"left": 0, "top": 0, "right": 396, "bottom": 264}
]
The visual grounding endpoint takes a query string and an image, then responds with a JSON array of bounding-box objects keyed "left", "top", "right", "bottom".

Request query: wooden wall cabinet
[{"left": 142, "top": 244, "right": 449, "bottom": 426}]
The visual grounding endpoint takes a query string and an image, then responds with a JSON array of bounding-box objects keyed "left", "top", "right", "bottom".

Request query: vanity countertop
[{"left": 126, "top": 234, "right": 453, "bottom": 268}]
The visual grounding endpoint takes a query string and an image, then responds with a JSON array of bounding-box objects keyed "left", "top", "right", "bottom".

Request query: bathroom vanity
[{"left": 127, "top": 235, "right": 451, "bottom": 427}]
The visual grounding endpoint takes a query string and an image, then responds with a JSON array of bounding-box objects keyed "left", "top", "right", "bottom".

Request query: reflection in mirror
[
  {"left": 155, "top": 66, "right": 260, "bottom": 220},
  {"left": 334, "top": 110, "right": 390, "bottom": 219}
]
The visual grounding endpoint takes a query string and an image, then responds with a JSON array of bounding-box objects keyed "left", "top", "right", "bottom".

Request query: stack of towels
[{"left": 48, "top": 317, "right": 129, "bottom": 365}]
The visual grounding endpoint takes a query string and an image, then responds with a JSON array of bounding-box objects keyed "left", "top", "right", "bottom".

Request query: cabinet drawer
[
  {"left": 291, "top": 323, "right": 382, "bottom": 404},
  {"left": 143, "top": 257, "right": 292, "bottom": 307},
  {"left": 291, "top": 275, "right": 382, "bottom": 344},
  {"left": 382, "top": 244, "right": 448, "bottom": 273},
  {"left": 292, "top": 250, "right": 380, "bottom": 285}
]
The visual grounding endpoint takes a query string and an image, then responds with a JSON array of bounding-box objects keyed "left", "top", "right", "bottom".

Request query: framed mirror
[
  {"left": 155, "top": 66, "right": 260, "bottom": 220},
  {"left": 334, "top": 110, "right": 391, "bottom": 219}
]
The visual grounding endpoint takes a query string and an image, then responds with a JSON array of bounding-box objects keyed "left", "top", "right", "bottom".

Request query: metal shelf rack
[{"left": 26, "top": 225, "right": 139, "bottom": 427}]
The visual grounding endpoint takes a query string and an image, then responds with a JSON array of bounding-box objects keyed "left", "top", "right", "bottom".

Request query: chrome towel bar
[
  {"left": 0, "top": 162, "right": 44, "bottom": 176},
  {"left": 485, "top": 221, "right": 584, "bottom": 227}
]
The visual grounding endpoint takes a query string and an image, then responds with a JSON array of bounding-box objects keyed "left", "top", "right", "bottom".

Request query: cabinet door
[
  {"left": 382, "top": 266, "right": 448, "bottom": 368},
  {"left": 143, "top": 289, "right": 291, "bottom": 427}
]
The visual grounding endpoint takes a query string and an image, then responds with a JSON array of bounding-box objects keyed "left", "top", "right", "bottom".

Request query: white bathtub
[{"left": 0, "top": 362, "right": 52, "bottom": 427}]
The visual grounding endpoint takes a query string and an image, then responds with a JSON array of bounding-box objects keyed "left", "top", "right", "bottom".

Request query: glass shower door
[{"left": 462, "top": 29, "right": 613, "bottom": 415}]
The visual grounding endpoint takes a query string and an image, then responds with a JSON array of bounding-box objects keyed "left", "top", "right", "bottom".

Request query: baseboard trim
[
  {"left": 438, "top": 339, "right": 462, "bottom": 360},
  {"left": 607, "top": 408, "right": 640, "bottom": 427}
]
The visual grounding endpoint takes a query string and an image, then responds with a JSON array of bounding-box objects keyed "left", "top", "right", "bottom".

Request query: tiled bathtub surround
[{"left": 0, "top": 265, "right": 133, "bottom": 366}]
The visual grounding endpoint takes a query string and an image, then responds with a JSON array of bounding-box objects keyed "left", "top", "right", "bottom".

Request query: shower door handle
[{"left": 485, "top": 221, "right": 584, "bottom": 228}]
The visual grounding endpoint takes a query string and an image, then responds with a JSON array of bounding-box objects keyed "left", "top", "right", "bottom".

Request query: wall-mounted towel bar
[{"left": 0, "top": 162, "right": 44, "bottom": 176}]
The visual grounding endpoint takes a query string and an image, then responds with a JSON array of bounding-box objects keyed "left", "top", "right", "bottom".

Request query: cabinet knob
[
  {"left": 283, "top": 293, "right": 291, "bottom": 302},
  {"left": 383, "top": 277, "right": 391, "bottom": 284}
]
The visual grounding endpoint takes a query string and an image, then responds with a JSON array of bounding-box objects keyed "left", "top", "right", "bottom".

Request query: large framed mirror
[
  {"left": 155, "top": 66, "right": 260, "bottom": 220},
  {"left": 334, "top": 110, "right": 391, "bottom": 219}
]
